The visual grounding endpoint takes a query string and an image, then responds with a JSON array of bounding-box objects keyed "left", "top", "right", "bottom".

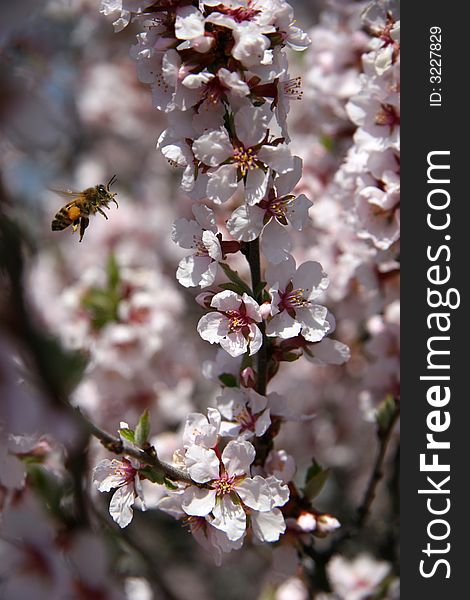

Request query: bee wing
[{"left": 49, "top": 188, "right": 84, "bottom": 201}]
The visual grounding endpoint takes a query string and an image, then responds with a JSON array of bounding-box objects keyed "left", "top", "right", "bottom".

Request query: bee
[{"left": 51, "top": 175, "right": 118, "bottom": 242}]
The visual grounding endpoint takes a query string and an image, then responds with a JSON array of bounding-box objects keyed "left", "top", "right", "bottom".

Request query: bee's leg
[
  {"left": 112, "top": 197, "right": 119, "bottom": 208},
  {"left": 97, "top": 207, "right": 109, "bottom": 220},
  {"left": 79, "top": 217, "right": 90, "bottom": 242},
  {"left": 71, "top": 221, "right": 80, "bottom": 234}
]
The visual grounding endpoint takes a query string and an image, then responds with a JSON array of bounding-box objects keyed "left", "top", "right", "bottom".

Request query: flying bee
[{"left": 51, "top": 175, "right": 118, "bottom": 242}]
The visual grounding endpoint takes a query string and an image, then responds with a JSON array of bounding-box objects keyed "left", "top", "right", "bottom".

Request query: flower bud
[
  {"left": 259, "top": 301, "right": 272, "bottom": 321},
  {"left": 195, "top": 291, "right": 215, "bottom": 309},
  {"left": 240, "top": 367, "right": 256, "bottom": 389}
]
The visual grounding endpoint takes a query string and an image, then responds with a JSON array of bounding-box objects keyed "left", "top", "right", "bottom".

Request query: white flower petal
[
  {"left": 236, "top": 476, "right": 272, "bottom": 511},
  {"left": 266, "top": 311, "right": 301, "bottom": 339},
  {"left": 258, "top": 145, "right": 294, "bottom": 174},
  {"left": 262, "top": 221, "right": 292, "bottom": 265},
  {"left": 207, "top": 164, "right": 239, "bottom": 204},
  {"left": 211, "top": 290, "right": 243, "bottom": 312},
  {"left": 109, "top": 483, "right": 135, "bottom": 528},
  {"left": 171, "top": 218, "right": 202, "bottom": 249},
  {"left": 211, "top": 495, "right": 247, "bottom": 541},
  {"left": 275, "top": 156, "right": 303, "bottom": 196},
  {"left": 266, "top": 255, "right": 296, "bottom": 291},
  {"left": 242, "top": 294, "right": 263, "bottom": 322},
  {"left": 227, "top": 204, "right": 264, "bottom": 242},
  {"left": 93, "top": 459, "right": 125, "bottom": 492},
  {"left": 286, "top": 194, "right": 313, "bottom": 231},
  {"left": 207, "top": 407, "right": 222, "bottom": 432},
  {"left": 193, "top": 129, "right": 233, "bottom": 167},
  {"left": 219, "top": 421, "right": 242, "bottom": 438},
  {"left": 162, "top": 49, "right": 180, "bottom": 87},
  {"left": 222, "top": 439, "right": 255, "bottom": 478},
  {"left": 266, "top": 476, "right": 290, "bottom": 508},
  {"left": 200, "top": 261, "right": 219, "bottom": 289},
  {"left": 177, "top": 255, "right": 213, "bottom": 288},
  {"left": 184, "top": 412, "right": 219, "bottom": 449},
  {"left": 248, "top": 324, "right": 263, "bottom": 356},
  {"left": 293, "top": 262, "right": 329, "bottom": 300},
  {"left": 299, "top": 305, "right": 330, "bottom": 343},
  {"left": 221, "top": 331, "right": 249, "bottom": 357},
  {"left": 198, "top": 313, "right": 230, "bottom": 344},
  {"left": 175, "top": 6, "right": 205, "bottom": 40},
  {"left": 246, "top": 389, "right": 268, "bottom": 414},
  {"left": 157, "top": 494, "right": 186, "bottom": 519},
  {"left": 232, "top": 22, "right": 271, "bottom": 69},
  {"left": 192, "top": 204, "right": 217, "bottom": 232},
  {"left": 185, "top": 445, "right": 220, "bottom": 483},
  {"left": 202, "top": 230, "right": 223, "bottom": 261},
  {"left": 254, "top": 409, "right": 271, "bottom": 437},
  {"left": 245, "top": 167, "right": 269, "bottom": 206},
  {"left": 305, "top": 338, "right": 351, "bottom": 366},
  {"left": 235, "top": 104, "right": 271, "bottom": 148},
  {"left": 183, "top": 71, "right": 215, "bottom": 89},
  {"left": 218, "top": 68, "right": 250, "bottom": 97},
  {"left": 182, "top": 486, "right": 217, "bottom": 516},
  {"left": 251, "top": 508, "right": 286, "bottom": 542}
]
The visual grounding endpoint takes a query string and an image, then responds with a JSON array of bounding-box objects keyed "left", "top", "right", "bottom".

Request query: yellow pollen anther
[{"left": 233, "top": 146, "right": 257, "bottom": 176}]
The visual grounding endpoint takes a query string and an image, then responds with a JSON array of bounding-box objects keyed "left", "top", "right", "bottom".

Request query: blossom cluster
[
  {"left": 104, "top": 0, "right": 349, "bottom": 362},
  {"left": 334, "top": 0, "right": 400, "bottom": 252},
  {"left": 291, "top": 0, "right": 400, "bottom": 417},
  {"left": 91, "top": 0, "right": 348, "bottom": 560},
  {"left": 0, "top": 0, "right": 400, "bottom": 596}
]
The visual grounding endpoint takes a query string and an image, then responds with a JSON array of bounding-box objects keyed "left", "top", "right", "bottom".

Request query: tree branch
[
  {"left": 246, "top": 238, "right": 268, "bottom": 395},
  {"left": 75, "top": 408, "right": 194, "bottom": 484},
  {"left": 356, "top": 398, "right": 400, "bottom": 528}
]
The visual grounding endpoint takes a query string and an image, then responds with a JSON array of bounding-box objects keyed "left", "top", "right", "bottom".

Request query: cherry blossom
[
  {"left": 266, "top": 255, "right": 331, "bottom": 342},
  {"left": 327, "top": 554, "right": 391, "bottom": 600},
  {"left": 183, "top": 408, "right": 222, "bottom": 449},
  {"left": 181, "top": 438, "right": 289, "bottom": 542},
  {"left": 157, "top": 492, "right": 244, "bottom": 565},
  {"left": 192, "top": 104, "right": 294, "bottom": 205},
  {"left": 303, "top": 338, "right": 351, "bottom": 366},
  {"left": 264, "top": 449, "right": 296, "bottom": 483},
  {"left": 172, "top": 204, "right": 222, "bottom": 288},
  {"left": 197, "top": 291, "right": 263, "bottom": 357},
  {"left": 216, "top": 387, "right": 271, "bottom": 439},
  {"left": 227, "top": 156, "right": 312, "bottom": 263},
  {"left": 93, "top": 457, "right": 146, "bottom": 528}
]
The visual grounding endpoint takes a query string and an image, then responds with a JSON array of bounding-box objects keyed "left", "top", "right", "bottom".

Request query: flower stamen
[
  {"left": 212, "top": 475, "right": 236, "bottom": 496},
  {"left": 279, "top": 286, "right": 310, "bottom": 312},
  {"left": 233, "top": 146, "right": 258, "bottom": 177}
]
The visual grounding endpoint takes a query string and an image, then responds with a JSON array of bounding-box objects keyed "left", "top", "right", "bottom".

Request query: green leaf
[
  {"left": 82, "top": 287, "right": 119, "bottom": 330},
  {"left": 164, "top": 477, "right": 179, "bottom": 491},
  {"left": 219, "top": 373, "right": 239, "bottom": 388},
  {"left": 218, "top": 282, "right": 247, "bottom": 295},
  {"left": 223, "top": 111, "right": 236, "bottom": 138},
  {"left": 282, "top": 352, "right": 302, "bottom": 363},
  {"left": 119, "top": 427, "right": 135, "bottom": 444},
  {"left": 36, "top": 337, "right": 88, "bottom": 396},
  {"left": 107, "top": 253, "right": 120, "bottom": 291},
  {"left": 135, "top": 409, "right": 151, "bottom": 447},
  {"left": 320, "top": 134, "right": 334, "bottom": 152},
  {"left": 258, "top": 589, "right": 276, "bottom": 600},
  {"left": 253, "top": 281, "right": 267, "bottom": 299},
  {"left": 376, "top": 395, "right": 399, "bottom": 433},
  {"left": 27, "top": 465, "right": 66, "bottom": 520},
  {"left": 81, "top": 253, "right": 121, "bottom": 330},
  {"left": 304, "top": 459, "right": 330, "bottom": 501},
  {"left": 219, "top": 263, "right": 253, "bottom": 296},
  {"left": 139, "top": 466, "right": 165, "bottom": 485}
]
